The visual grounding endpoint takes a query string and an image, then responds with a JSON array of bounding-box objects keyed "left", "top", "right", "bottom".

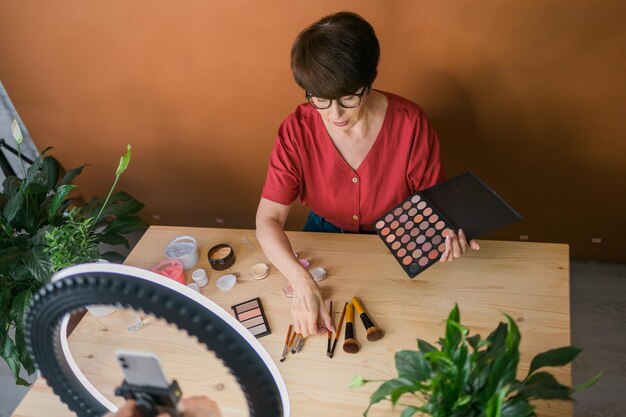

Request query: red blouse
[{"left": 261, "top": 91, "right": 446, "bottom": 232}]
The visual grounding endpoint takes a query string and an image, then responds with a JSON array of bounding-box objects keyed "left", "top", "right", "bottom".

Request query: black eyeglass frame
[{"left": 305, "top": 87, "right": 369, "bottom": 110}]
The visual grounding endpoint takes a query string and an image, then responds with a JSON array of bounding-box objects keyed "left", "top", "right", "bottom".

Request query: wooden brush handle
[
  {"left": 345, "top": 302, "right": 355, "bottom": 340},
  {"left": 352, "top": 297, "right": 375, "bottom": 329}
]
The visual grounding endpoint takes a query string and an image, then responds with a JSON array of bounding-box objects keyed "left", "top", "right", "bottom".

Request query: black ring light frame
[{"left": 24, "top": 263, "right": 290, "bottom": 417}]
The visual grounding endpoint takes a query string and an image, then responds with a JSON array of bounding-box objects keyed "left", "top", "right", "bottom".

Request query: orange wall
[{"left": 0, "top": 1, "right": 624, "bottom": 260}]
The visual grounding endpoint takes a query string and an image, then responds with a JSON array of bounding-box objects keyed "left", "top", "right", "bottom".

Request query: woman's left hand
[{"left": 440, "top": 229, "right": 479, "bottom": 262}]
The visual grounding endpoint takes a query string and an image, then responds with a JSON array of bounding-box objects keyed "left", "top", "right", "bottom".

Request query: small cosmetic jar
[
  {"left": 207, "top": 243, "right": 236, "bottom": 271},
  {"left": 164, "top": 235, "right": 199, "bottom": 270},
  {"left": 250, "top": 263, "right": 270, "bottom": 280},
  {"left": 152, "top": 259, "right": 186, "bottom": 285},
  {"left": 191, "top": 268, "right": 208, "bottom": 287}
]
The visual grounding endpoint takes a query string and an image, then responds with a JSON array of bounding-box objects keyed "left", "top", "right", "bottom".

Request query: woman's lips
[{"left": 333, "top": 120, "right": 348, "bottom": 127}]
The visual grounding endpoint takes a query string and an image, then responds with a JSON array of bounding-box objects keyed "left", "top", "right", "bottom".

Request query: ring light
[{"left": 24, "top": 263, "right": 290, "bottom": 417}]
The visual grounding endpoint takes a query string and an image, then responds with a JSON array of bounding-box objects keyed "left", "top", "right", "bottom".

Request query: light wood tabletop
[{"left": 15, "top": 226, "right": 572, "bottom": 417}]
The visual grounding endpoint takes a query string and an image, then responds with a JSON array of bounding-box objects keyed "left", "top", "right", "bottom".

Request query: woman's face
[{"left": 313, "top": 88, "right": 370, "bottom": 130}]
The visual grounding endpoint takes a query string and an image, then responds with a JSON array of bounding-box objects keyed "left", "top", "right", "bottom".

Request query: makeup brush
[
  {"left": 291, "top": 333, "right": 302, "bottom": 354},
  {"left": 326, "top": 300, "right": 333, "bottom": 357},
  {"left": 343, "top": 303, "right": 360, "bottom": 354},
  {"left": 280, "top": 324, "right": 293, "bottom": 362},
  {"left": 330, "top": 302, "right": 348, "bottom": 358},
  {"left": 287, "top": 331, "right": 298, "bottom": 356},
  {"left": 352, "top": 297, "right": 384, "bottom": 341},
  {"left": 296, "top": 335, "right": 305, "bottom": 353}
]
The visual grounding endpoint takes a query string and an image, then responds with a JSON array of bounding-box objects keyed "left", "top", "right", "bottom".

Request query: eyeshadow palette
[
  {"left": 374, "top": 172, "right": 521, "bottom": 278},
  {"left": 231, "top": 297, "right": 271, "bottom": 338}
]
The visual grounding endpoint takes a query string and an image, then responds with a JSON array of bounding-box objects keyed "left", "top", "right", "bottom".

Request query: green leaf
[
  {"left": 467, "top": 334, "right": 482, "bottom": 350},
  {"left": 365, "top": 378, "right": 419, "bottom": 416},
  {"left": 60, "top": 164, "right": 88, "bottom": 185},
  {"left": 518, "top": 371, "right": 573, "bottom": 400},
  {"left": 23, "top": 246, "right": 52, "bottom": 283},
  {"left": 100, "top": 251, "right": 126, "bottom": 263},
  {"left": 116, "top": 144, "right": 132, "bottom": 176},
  {"left": 3, "top": 188, "right": 25, "bottom": 222},
  {"left": 527, "top": 346, "right": 582, "bottom": 377},
  {"left": 0, "top": 247, "right": 23, "bottom": 275},
  {"left": 48, "top": 184, "right": 77, "bottom": 222},
  {"left": 400, "top": 406, "right": 420, "bottom": 417},
  {"left": 96, "top": 231, "right": 130, "bottom": 248},
  {"left": 423, "top": 350, "right": 454, "bottom": 366},
  {"left": 574, "top": 372, "right": 601, "bottom": 392},
  {"left": 2, "top": 336, "right": 30, "bottom": 386},
  {"left": 504, "top": 315, "right": 521, "bottom": 351},
  {"left": 444, "top": 304, "right": 463, "bottom": 353},
  {"left": 417, "top": 338, "right": 437, "bottom": 354},
  {"left": 102, "top": 215, "right": 147, "bottom": 235},
  {"left": 487, "top": 322, "right": 508, "bottom": 350},
  {"left": 89, "top": 192, "right": 145, "bottom": 219},
  {"left": 351, "top": 375, "right": 367, "bottom": 389},
  {"left": 486, "top": 388, "right": 506, "bottom": 417},
  {"left": 501, "top": 398, "right": 535, "bottom": 417},
  {"left": 395, "top": 350, "right": 432, "bottom": 381},
  {"left": 9, "top": 290, "right": 32, "bottom": 329},
  {"left": 42, "top": 156, "right": 60, "bottom": 191}
]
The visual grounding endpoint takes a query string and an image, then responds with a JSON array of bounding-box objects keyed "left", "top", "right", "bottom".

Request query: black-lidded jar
[{"left": 207, "top": 244, "right": 236, "bottom": 271}]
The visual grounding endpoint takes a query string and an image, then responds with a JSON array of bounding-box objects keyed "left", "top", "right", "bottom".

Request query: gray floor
[{"left": 1, "top": 260, "right": 624, "bottom": 416}]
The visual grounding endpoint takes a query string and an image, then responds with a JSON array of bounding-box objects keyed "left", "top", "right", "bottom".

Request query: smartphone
[{"left": 115, "top": 350, "right": 170, "bottom": 389}]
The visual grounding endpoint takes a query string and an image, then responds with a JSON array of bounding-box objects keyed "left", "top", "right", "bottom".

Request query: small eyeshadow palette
[
  {"left": 374, "top": 172, "right": 521, "bottom": 278},
  {"left": 231, "top": 297, "right": 271, "bottom": 338}
]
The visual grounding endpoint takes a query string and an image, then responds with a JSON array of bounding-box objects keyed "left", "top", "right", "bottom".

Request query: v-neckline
[{"left": 319, "top": 91, "right": 390, "bottom": 174}]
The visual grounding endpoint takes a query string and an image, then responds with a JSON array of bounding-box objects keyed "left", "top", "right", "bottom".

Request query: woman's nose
[{"left": 329, "top": 101, "right": 344, "bottom": 118}]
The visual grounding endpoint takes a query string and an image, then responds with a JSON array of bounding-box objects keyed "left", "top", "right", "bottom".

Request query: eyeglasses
[{"left": 305, "top": 87, "right": 368, "bottom": 110}]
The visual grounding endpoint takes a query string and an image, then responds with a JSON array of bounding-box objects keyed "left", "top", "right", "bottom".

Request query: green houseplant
[
  {"left": 0, "top": 121, "right": 146, "bottom": 385},
  {"left": 352, "top": 304, "right": 600, "bottom": 417}
]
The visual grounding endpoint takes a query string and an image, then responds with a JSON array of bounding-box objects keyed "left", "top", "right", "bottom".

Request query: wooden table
[{"left": 15, "top": 226, "right": 572, "bottom": 416}]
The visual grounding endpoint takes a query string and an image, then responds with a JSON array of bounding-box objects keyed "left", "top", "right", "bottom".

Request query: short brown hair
[{"left": 291, "top": 11, "right": 380, "bottom": 99}]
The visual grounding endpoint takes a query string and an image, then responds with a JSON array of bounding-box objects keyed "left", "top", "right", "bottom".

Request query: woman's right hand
[{"left": 291, "top": 277, "right": 333, "bottom": 337}]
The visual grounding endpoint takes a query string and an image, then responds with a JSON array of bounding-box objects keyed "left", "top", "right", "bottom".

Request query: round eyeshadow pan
[
  {"left": 408, "top": 208, "right": 418, "bottom": 216},
  {"left": 402, "top": 256, "right": 413, "bottom": 266},
  {"left": 385, "top": 214, "right": 394, "bottom": 223},
  {"left": 416, "top": 235, "right": 426, "bottom": 244},
  {"left": 429, "top": 214, "right": 438, "bottom": 223},
  {"left": 419, "top": 221, "right": 429, "bottom": 230},
  {"left": 422, "top": 242, "right": 432, "bottom": 251},
  {"left": 425, "top": 228, "right": 435, "bottom": 238},
  {"left": 414, "top": 214, "right": 424, "bottom": 223},
  {"left": 417, "top": 201, "right": 427, "bottom": 210},
  {"left": 411, "top": 195, "right": 421, "bottom": 204},
  {"left": 428, "top": 249, "right": 439, "bottom": 260},
  {"left": 399, "top": 214, "right": 409, "bottom": 223},
  {"left": 391, "top": 241, "right": 401, "bottom": 250},
  {"left": 396, "top": 227, "right": 406, "bottom": 236},
  {"left": 438, "top": 243, "right": 446, "bottom": 252},
  {"left": 375, "top": 220, "right": 385, "bottom": 229},
  {"left": 407, "top": 241, "right": 417, "bottom": 251},
  {"left": 401, "top": 235, "right": 411, "bottom": 244},
  {"left": 402, "top": 201, "right": 412, "bottom": 210},
  {"left": 432, "top": 235, "right": 442, "bottom": 245},
  {"left": 393, "top": 207, "right": 403, "bottom": 216},
  {"left": 418, "top": 257, "right": 429, "bottom": 266},
  {"left": 410, "top": 228, "right": 420, "bottom": 237},
  {"left": 405, "top": 220, "right": 415, "bottom": 230},
  {"left": 381, "top": 227, "right": 390, "bottom": 236},
  {"left": 435, "top": 221, "right": 445, "bottom": 230},
  {"left": 412, "top": 249, "right": 422, "bottom": 258},
  {"left": 423, "top": 207, "right": 433, "bottom": 216},
  {"left": 386, "top": 234, "right": 396, "bottom": 243},
  {"left": 390, "top": 221, "right": 399, "bottom": 229},
  {"left": 442, "top": 228, "right": 452, "bottom": 237},
  {"left": 397, "top": 248, "right": 407, "bottom": 257}
]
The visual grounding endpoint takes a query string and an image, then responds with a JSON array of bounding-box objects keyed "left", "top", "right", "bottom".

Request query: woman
[{"left": 256, "top": 12, "right": 478, "bottom": 337}]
